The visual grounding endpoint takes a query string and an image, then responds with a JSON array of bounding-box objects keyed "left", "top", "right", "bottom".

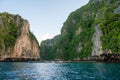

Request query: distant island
[{"left": 0, "top": 0, "right": 120, "bottom": 62}]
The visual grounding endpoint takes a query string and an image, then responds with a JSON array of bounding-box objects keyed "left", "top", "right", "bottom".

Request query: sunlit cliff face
[
  {"left": 0, "top": 13, "right": 40, "bottom": 60},
  {"left": 13, "top": 20, "right": 40, "bottom": 59}
]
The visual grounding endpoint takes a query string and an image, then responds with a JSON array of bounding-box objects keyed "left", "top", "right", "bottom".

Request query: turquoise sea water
[{"left": 0, "top": 62, "right": 120, "bottom": 80}]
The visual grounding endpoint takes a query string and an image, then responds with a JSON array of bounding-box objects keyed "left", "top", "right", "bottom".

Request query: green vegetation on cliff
[
  {"left": 95, "top": 2, "right": 120, "bottom": 52},
  {"left": 41, "top": 0, "right": 120, "bottom": 60},
  {"left": 0, "top": 12, "right": 39, "bottom": 58},
  {"left": 0, "top": 12, "right": 24, "bottom": 50},
  {"left": 58, "top": 0, "right": 105, "bottom": 60},
  {"left": 40, "top": 35, "right": 60, "bottom": 60}
]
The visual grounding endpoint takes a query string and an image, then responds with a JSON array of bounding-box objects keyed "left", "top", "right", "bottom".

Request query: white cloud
[{"left": 41, "top": 33, "right": 52, "bottom": 41}]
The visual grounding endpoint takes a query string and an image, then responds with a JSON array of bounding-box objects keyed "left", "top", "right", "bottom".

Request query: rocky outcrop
[
  {"left": 76, "top": 27, "right": 82, "bottom": 36},
  {"left": 76, "top": 43, "right": 82, "bottom": 53},
  {"left": 13, "top": 20, "right": 40, "bottom": 59},
  {"left": 0, "top": 13, "right": 40, "bottom": 61},
  {"left": 114, "top": 6, "right": 120, "bottom": 14},
  {"left": 92, "top": 24, "right": 103, "bottom": 56}
]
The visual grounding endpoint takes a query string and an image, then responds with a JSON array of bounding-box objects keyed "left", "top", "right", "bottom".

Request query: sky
[{"left": 0, "top": 0, "right": 89, "bottom": 44}]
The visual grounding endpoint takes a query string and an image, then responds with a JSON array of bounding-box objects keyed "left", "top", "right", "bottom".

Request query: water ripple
[{"left": 0, "top": 62, "right": 120, "bottom": 80}]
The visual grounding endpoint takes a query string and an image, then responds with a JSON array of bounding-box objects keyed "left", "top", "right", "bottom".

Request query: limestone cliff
[
  {"left": 40, "top": 35, "right": 60, "bottom": 60},
  {"left": 13, "top": 20, "right": 40, "bottom": 59},
  {"left": 92, "top": 24, "right": 103, "bottom": 56},
  {"left": 40, "top": 0, "right": 120, "bottom": 60},
  {"left": 0, "top": 12, "right": 40, "bottom": 60}
]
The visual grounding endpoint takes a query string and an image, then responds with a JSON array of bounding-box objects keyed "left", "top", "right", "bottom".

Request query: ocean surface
[{"left": 0, "top": 62, "right": 120, "bottom": 80}]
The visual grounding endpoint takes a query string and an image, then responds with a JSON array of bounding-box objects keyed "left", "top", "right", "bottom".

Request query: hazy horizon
[{"left": 0, "top": 0, "right": 89, "bottom": 44}]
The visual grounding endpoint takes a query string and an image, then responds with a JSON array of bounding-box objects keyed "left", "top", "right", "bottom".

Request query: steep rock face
[
  {"left": 76, "top": 43, "right": 82, "bottom": 53},
  {"left": 92, "top": 24, "right": 103, "bottom": 56},
  {"left": 115, "top": 6, "right": 120, "bottom": 14},
  {"left": 40, "top": 35, "right": 60, "bottom": 60},
  {"left": 13, "top": 20, "right": 40, "bottom": 59},
  {"left": 41, "top": 0, "right": 120, "bottom": 60},
  {"left": 0, "top": 13, "right": 40, "bottom": 60}
]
